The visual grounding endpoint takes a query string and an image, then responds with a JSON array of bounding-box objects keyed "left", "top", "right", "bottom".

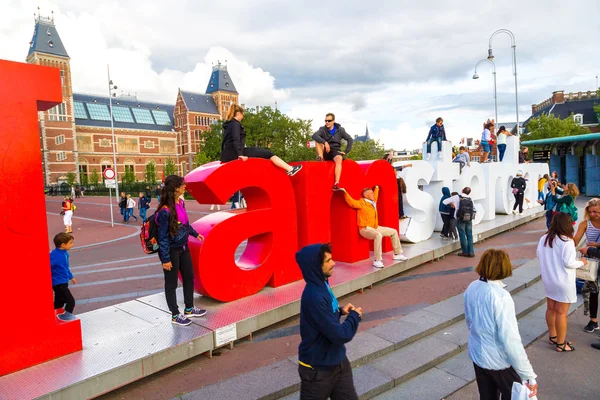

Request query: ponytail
[{"left": 226, "top": 104, "right": 244, "bottom": 121}]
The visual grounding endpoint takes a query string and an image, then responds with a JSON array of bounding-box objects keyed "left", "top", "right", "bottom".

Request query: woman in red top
[{"left": 62, "top": 196, "right": 73, "bottom": 233}]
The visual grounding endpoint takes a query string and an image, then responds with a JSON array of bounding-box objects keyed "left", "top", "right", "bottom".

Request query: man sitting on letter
[{"left": 340, "top": 186, "right": 407, "bottom": 268}]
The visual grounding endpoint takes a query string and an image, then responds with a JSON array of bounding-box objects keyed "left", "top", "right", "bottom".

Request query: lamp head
[
  {"left": 487, "top": 48, "right": 494, "bottom": 61},
  {"left": 472, "top": 73, "right": 479, "bottom": 80}
]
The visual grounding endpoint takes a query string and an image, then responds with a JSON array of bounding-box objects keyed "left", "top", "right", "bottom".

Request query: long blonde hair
[
  {"left": 564, "top": 183, "right": 580, "bottom": 200},
  {"left": 583, "top": 198, "right": 600, "bottom": 221},
  {"left": 226, "top": 104, "right": 244, "bottom": 121}
]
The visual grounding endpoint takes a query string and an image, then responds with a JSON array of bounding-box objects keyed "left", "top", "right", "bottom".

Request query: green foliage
[
  {"left": 80, "top": 172, "right": 88, "bottom": 186},
  {"left": 122, "top": 167, "right": 136, "bottom": 185},
  {"left": 66, "top": 171, "right": 77, "bottom": 185},
  {"left": 194, "top": 151, "right": 211, "bottom": 167},
  {"left": 409, "top": 153, "right": 423, "bottom": 160},
  {"left": 198, "top": 107, "right": 316, "bottom": 162},
  {"left": 593, "top": 103, "right": 600, "bottom": 127},
  {"left": 524, "top": 113, "right": 590, "bottom": 142},
  {"left": 144, "top": 161, "right": 157, "bottom": 183},
  {"left": 346, "top": 139, "right": 386, "bottom": 161},
  {"left": 164, "top": 158, "right": 177, "bottom": 176},
  {"left": 89, "top": 168, "right": 100, "bottom": 186}
]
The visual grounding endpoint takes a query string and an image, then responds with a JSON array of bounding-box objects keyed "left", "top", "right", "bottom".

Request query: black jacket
[
  {"left": 220, "top": 119, "right": 246, "bottom": 162},
  {"left": 511, "top": 177, "right": 526, "bottom": 194},
  {"left": 312, "top": 123, "right": 353, "bottom": 153}
]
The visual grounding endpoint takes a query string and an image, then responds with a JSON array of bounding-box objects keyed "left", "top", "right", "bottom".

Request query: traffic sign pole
[{"left": 103, "top": 168, "right": 116, "bottom": 228}]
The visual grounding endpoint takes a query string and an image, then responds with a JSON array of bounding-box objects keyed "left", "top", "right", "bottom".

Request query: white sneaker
[
  {"left": 426, "top": 154, "right": 431, "bottom": 160},
  {"left": 373, "top": 260, "right": 385, "bottom": 269},
  {"left": 438, "top": 152, "right": 443, "bottom": 159},
  {"left": 393, "top": 254, "right": 408, "bottom": 261},
  {"left": 512, "top": 210, "right": 517, "bottom": 214}
]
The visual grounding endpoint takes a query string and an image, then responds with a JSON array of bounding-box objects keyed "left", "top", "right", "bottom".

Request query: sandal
[
  {"left": 556, "top": 342, "right": 575, "bottom": 352},
  {"left": 549, "top": 336, "right": 572, "bottom": 346}
]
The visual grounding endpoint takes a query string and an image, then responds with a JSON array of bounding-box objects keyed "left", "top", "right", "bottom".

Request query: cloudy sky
[{"left": 1, "top": 0, "right": 599, "bottom": 151}]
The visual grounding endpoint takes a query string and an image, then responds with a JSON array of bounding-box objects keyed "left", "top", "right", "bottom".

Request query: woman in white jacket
[
  {"left": 537, "top": 212, "right": 586, "bottom": 352},
  {"left": 464, "top": 249, "right": 538, "bottom": 399}
]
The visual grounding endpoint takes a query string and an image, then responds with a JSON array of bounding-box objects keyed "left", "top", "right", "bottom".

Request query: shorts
[
  {"left": 63, "top": 210, "right": 73, "bottom": 226},
  {"left": 324, "top": 149, "right": 345, "bottom": 161},
  {"left": 243, "top": 147, "right": 274, "bottom": 160},
  {"left": 481, "top": 141, "right": 491, "bottom": 153}
]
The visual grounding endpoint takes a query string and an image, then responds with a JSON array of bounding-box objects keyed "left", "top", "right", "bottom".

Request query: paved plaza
[{"left": 42, "top": 195, "right": 600, "bottom": 399}]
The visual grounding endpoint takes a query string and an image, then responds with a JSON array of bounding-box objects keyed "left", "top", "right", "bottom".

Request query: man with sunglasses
[
  {"left": 312, "top": 113, "right": 354, "bottom": 191},
  {"left": 340, "top": 186, "right": 407, "bottom": 268}
]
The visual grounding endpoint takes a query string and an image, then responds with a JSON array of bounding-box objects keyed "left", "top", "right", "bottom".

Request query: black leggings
[
  {"left": 53, "top": 283, "right": 75, "bottom": 314},
  {"left": 513, "top": 192, "right": 524, "bottom": 213},
  {"left": 591, "top": 291, "right": 598, "bottom": 319},
  {"left": 243, "top": 147, "right": 274, "bottom": 160},
  {"left": 441, "top": 213, "right": 451, "bottom": 236},
  {"left": 163, "top": 246, "right": 195, "bottom": 316}
]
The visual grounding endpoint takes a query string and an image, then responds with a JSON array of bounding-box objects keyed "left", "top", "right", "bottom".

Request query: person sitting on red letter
[
  {"left": 340, "top": 186, "right": 407, "bottom": 268},
  {"left": 312, "top": 113, "right": 353, "bottom": 191}
]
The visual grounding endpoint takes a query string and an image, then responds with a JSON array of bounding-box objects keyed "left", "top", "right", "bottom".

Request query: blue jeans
[
  {"left": 538, "top": 191, "right": 544, "bottom": 201},
  {"left": 498, "top": 144, "right": 507, "bottom": 161},
  {"left": 457, "top": 220, "right": 474, "bottom": 255},
  {"left": 140, "top": 207, "right": 147, "bottom": 221},
  {"left": 426, "top": 137, "right": 443, "bottom": 154},
  {"left": 125, "top": 208, "right": 137, "bottom": 222},
  {"left": 545, "top": 210, "right": 553, "bottom": 229}
]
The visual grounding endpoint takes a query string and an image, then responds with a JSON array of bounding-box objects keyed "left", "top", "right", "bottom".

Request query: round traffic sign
[{"left": 103, "top": 168, "right": 116, "bottom": 180}]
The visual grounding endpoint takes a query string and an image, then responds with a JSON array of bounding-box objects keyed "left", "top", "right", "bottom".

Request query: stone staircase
[{"left": 176, "top": 259, "right": 581, "bottom": 400}]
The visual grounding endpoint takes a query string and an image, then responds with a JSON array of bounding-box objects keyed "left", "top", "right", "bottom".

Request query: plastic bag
[{"left": 511, "top": 381, "right": 537, "bottom": 400}]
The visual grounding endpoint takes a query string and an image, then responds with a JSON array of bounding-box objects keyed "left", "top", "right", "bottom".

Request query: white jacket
[
  {"left": 464, "top": 279, "right": 536, "bottom": 381},
  {"left": 126, "top": 197, "right": 136, "bottom": 209}
]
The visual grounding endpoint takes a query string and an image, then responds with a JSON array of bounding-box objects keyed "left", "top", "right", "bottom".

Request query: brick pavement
[{"left": 96, "top": 211, "right": 549, "bottom": 400}]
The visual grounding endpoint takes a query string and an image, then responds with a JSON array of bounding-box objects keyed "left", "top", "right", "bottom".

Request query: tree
[
  {"left": 164, "top": 158, "right": 177, "bottom": 176},
  {"left": 198, "top": 107, "right": 316, "bottom": 163},
  {"left": 122, "top": 167, "right": 136, "bottom": 185},
  {"left": 66, "top": 171, "right": 77, "bottom": 185},
  {"left": 144, "top": 161, "right": 157, "bottom": 183},
  {"left": 409, "top": 153, "right": 423, "bottom": 160},
  {"left": 594, "top": 103, "right": 600, "bottom": 127},
  {"left": 524, "top": 113, "right": 590, "bottom": 142},
  {"left": 346, "top": 139, "right": 386, "bottom": 161},
  {"left": 194, "top": 151, "right": 211, "bottom": 167},
  {"left": 89, "top": 168, "right": 100, "bottom": 186}
]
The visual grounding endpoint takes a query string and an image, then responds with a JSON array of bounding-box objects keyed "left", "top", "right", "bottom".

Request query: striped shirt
[{"left": 587, "top": 220, "right": 600, "bottom": 245}]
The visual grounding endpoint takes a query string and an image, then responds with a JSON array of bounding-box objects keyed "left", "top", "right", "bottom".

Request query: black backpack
[{"left": 456, "top": 196, "right": 474, "bottom": 222}]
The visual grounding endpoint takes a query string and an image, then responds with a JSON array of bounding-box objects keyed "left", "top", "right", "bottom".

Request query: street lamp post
[
  {"left": 107, "top": 65, "right": 119, "bottom": 206},
  {"left": 473, "top": 59, "right": 497, "bottom": 125},
  {"left": 487, "top": 29, "right": 519, "bottom": 134}
]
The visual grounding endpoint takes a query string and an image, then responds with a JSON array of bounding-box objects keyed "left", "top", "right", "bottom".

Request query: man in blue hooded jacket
[{"left": 296, "top": 243, "right": 362, "bottom": 400}]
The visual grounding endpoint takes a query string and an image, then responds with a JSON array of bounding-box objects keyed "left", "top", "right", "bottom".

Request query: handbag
[
  {"left": 576, "top": 258, "right": 599, "bottom": 282},
  {"left": 512, "top": 188, "right": 519, "bottom": 194}
]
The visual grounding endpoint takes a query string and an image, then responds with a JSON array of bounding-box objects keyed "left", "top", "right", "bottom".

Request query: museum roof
[{"left": 179, "top": 91, "right": 220, "bottom": 115}]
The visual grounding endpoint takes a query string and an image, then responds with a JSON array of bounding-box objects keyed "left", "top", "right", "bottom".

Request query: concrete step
[{"left": 176, "top": 259, "right": 544, "bottom": 400}]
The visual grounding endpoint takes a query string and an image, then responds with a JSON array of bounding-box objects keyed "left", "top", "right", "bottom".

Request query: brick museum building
[{"left": 27, "top": 14, "right": 239, "bottom": 186}]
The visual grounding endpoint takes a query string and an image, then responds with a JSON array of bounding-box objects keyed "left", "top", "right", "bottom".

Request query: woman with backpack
[
  {"left": 156, "top": 175, "right": 207, "bottom": 326},
  {"left": 551, "top": 182, "right": 580, "bottom": 224},
  {"left": 510, "top": 170, "right": 527, "bottom": 215}
]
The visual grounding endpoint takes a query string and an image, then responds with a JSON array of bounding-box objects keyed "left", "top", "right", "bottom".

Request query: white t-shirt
[{"left": 497, "top": 132, "right": 508, "bottom": 145}]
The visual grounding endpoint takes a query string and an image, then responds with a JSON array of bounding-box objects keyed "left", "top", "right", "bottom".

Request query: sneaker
[
  {"left": 438, "top": 152, "right": 443, "bottom": 159},
  {"left": 468, "top": 254, "right": 476, "bottom": 258},
  {"left": 393, "top": 254, "right": 408, "bottom": 261},
  {"left": 171, "top": 314, "right": 192, "bottom": 326},
  {"left": 287, "top": 164, "right": 303, "bottom": 177},
  {"left": 373, "top": 260, "right": 385, "bottom": 268},
  {"left": 184, "top": 306, "right": 207, "bottom": 318},
  {"left": 457, "top": 253, "right": 468, "bottom": 257},
  {"left": 332, "top": 183, "right": 341, "bottom": 191},
  {"left": 583, "top": 321, "right": 599, "bottom": 333},
  {"left": 57, "top": 311, "right": 77, "bottom": 321},
  {"left": 426, "top": 154, "right": 431, "bottom": 160},
  {"left": 400, "top": 215, "right": 408, "bottom": 219}
]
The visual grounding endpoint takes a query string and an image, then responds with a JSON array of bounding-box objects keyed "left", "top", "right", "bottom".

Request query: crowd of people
[{"left": 48, "top": 106, "right": 600, "bottom": 399}]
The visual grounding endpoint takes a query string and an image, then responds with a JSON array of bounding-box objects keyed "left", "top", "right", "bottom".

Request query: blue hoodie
[
  {"left": 296, "top": 244, "right": 361, "bottom": 368},
  {"left": 50, "top": 248, "right": 73, "bottom": 286},
  {"left": 439, "top": 187, "right": 452, "bottom": 214}
]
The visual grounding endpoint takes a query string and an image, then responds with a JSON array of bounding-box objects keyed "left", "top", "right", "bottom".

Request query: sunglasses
[{"left": 325, "top": 119, "right": 334, "bottom": 122}]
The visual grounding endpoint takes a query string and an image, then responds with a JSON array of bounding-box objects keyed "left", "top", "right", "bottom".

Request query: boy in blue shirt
[{"left": 50, "top": 233, "right": 77, "bottom": 316}]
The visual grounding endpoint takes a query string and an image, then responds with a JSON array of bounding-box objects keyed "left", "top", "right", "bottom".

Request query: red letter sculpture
[
  {"left": 185, "top": 159, "right": 300, "bottom": 302},
  {"left": 0, "top": 60, "right": 82, "bottom": 376}
]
